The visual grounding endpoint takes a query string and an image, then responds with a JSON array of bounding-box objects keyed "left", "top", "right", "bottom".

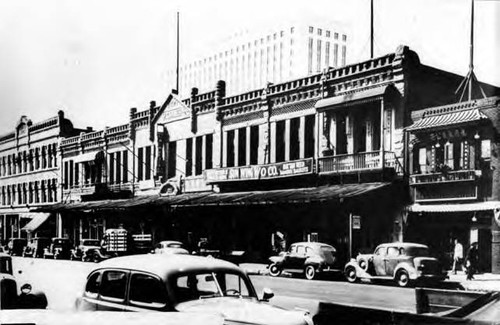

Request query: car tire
[
  {"left": 345, "top": 266, "right": 358, "bottom": 283},
  {"left": 304, "top": 265, "right": 316, "bottom": 280},
  {"left": 396, "top": 270, "right": 410, "bottom": 287},
  {"left": 268, "top": 263, "right": 282, "bottom": 277},
  {"left": 93, "top": 253, "right": 101, "bottom": 263}
]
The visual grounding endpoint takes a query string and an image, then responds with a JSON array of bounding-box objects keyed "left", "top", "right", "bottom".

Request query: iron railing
[{"left": 318, "top": 151, "right": 404, "bottom": 175}]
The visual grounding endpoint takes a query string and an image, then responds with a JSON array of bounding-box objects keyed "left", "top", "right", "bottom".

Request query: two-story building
[
  {"left": 406, "top": 97, "right": 500, "bottom": 273},
  {"left": 37, "top": 45, "right": 500, "bottom": 264},
  {"left": 0, "top": 111, "right": 89, "bottom": 243}
]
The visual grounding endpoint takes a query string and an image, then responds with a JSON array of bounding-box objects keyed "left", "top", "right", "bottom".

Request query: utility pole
[
  {"left": 370, "top": 0, "right": 374, "bottom": 59},
  {"left": 176, "top": 11, "right": 180, "bottom": 94}
]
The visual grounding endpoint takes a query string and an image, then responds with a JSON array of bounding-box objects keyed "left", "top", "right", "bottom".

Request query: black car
[
  {"left": 6, "top": 238, "right": 27, "bottom": 256},
  {"left": 23, "top": 237, "right": 51, "bottom": 258},
  {"left": 43, "top": 238, "right": 72, "bottom": 259}
]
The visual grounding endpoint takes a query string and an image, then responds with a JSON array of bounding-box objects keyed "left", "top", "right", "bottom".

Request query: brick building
[
  {"left": 35, "top": 45, "right": 500, "bottom": 265},
  {"left": 0, "top": 111, "right": 89, "bottom": 243}
]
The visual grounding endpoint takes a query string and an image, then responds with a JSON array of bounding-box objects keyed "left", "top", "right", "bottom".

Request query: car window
[
  {"left": 387, "top": 247, "right": 399, "bottom": 257},
  {"left": 220, "top": 273, "right": 250, "bottom": 297},
  {"left": 289, "top": 245, "right": 296, "bottom": 253},
  {"left": 305, "top": 247, "right": 313, "bottom": 256},
  {"left": 100, "top": 270, "right": 127, "bottom": 301},
  {"left": 85, "top": 272, "right": 101, "bottom": 298},
  {"left": 129, "top": 273, "right": 167, "bottom": 307},
  {"left": 155, "top": 243, "right": 162, "bottom": 249},
  {"left": 375, "top": 247, "right": 386, "bottom": 256},
  {"left": 296, "top": 245, "right": 306, "bottom": 255}
]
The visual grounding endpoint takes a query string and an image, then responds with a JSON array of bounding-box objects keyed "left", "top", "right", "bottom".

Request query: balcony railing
[
  {"left": 410, "top": 170, "right": 479, "bottom": 185},
  {"left": 318, "top": 151, "right": 403, "bottom": 175}
]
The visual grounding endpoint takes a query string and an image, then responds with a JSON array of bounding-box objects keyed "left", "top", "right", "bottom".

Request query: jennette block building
[{"left": 32, "top": 45, "right": 500, "bottom": 268}]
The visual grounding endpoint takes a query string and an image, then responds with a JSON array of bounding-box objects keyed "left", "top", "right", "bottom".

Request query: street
[{"left": 11, "top": 256, "right": 417, "bottom": 314}]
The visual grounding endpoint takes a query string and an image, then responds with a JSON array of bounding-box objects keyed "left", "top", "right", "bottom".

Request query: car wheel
[
  {"left": 93, "top": 253, "right": 101, "bottom": 263},
  {"left": 345, "top": 266, "right": 358, "bottom": 283},
  {"left": 304, "top": 265, "right": 316, "bottom": 280},
  {"left": 396, "top": 270, "right": 410, "bottom": 287},
  {"left": 268, "top": 263, "right": 282, "bottom": 277}
]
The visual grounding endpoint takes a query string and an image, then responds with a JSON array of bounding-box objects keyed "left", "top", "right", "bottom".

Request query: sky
[{"left": 0, "top": 0, "right": 498, "bottom": 134}]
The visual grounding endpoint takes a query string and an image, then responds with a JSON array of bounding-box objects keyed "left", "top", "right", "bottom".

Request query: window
[
  {"left": 375, "top": 247, "right": 386, "bottom": 256},
  {"left": 226, "top": 130, "right": 235, "bottom": 167},
  {"left": 289, "top": 245, "right": 296, "bottom": 253},
  {"left": 481, "top": 139, "right": 491, "bottom": 159},
  {"left": 137, "top": 147, "right": 144, "bottom": 181},
  {"left": 167, "top": 141, "right": 177, "bottom": 179},
  {"left": 250, "top": 125, "right": 259, "bottom": 165},
  {"left": 316, "top": 40, "right": 322, "bottom": 72},
  {"left": 318, "top": 28, "right": 322, "bottom": 36},
  {"left": 334, "top": 32, "right": 339, "bottom": 40},
  {"left": 122, "top": 151, "right": 128, "bottom": 182},
  {"left": 387, "top": 247, "right": 400, "bottom": 257},
  {"left": 326, "top": 30, "right": 330, "bottom": 37},
  {"left": 342, "top": 34, "right": 347, "bottom": 41},
  {"left": 186, "top": 138, "right": 193, "bottom": 177},
  {"left": 418, "top": 147, "right": 427, "bottom": 173},
  {"left": 304, "top": 115, "right": 315, "bottom": 158},
  {"left": 205, "top": 134, "right": 213, "bottom": 170},
  {"left": 290, "top": 27, "right": 294, "bottom": 33},
  {"left": 296, "top": 245, "right": 306, "bottom": 255},
  {"left": 129, "top": 273, "right": 166, "bottom": 307},
  {"left": 85, "top": 272, "right": 101, "bottom": 298},
  {"left": 275, "top": 121, "right": 286, "bottom": 163},
  {"left": 145, "top": 146, "right": 152, "bottom": 180},
  {"left": 341, "top": 45, "right": 346, "bottom": 66},
  {"left": 308, "top": 38, "right": 313, "bottom": 74},
  {"left": 115, "top": 152, "right": 121, "bottom": 183},
  {"left": 195, "top": 136, "right": 203, "bottom": 175},
  {"left": 290, "top": 118, "right": 300, "bottom": 161},
  {"left": 309, "top": 26, "right": 314, "bottom": 33},
  {"left": 238, "top": 128, "right": 246, "bottom": 167},
  {"left": 333, "top": 44, "right": 338, "bottom": 67},
  {"left": 325, "top": 42, "right": 330, "bottom": 67},
  {"left": 100, "top": 271, "right": 127, "bottom": 300}
]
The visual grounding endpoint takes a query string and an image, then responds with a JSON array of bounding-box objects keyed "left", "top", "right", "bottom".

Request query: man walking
[
  {"left": 452, "top": 239, "right": 464, "bottom": 274},
  {"left": 465, "top": 242, "right": 479, "bottom": 280}
]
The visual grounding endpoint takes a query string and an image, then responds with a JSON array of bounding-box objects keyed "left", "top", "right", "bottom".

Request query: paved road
[{"left": 11, "top": 257, "right": 416, "bottom": 313}]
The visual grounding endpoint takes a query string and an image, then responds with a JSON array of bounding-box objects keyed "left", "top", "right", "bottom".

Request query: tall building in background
[{"left": 167, "top": 22, "right": 348, "bottom": 97}]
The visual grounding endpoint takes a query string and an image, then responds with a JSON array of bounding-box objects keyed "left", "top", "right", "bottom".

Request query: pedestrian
[
  {"left": 465, "top": 242, "right": 479, "bottom": 280},
  {"left": 451, "top": 239, "right": 464, "bottom": 274}
]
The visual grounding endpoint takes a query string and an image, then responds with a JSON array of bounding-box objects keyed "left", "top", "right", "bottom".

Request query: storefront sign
[{"left": 204, "top": 158, "right": 313, "bottom": 183}]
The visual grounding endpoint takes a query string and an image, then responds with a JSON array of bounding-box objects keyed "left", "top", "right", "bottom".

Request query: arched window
[
  {"left": 34, "top": 181, "right": 40, "bottom": 203},
  {"left": 1, "top": 186, "right": 5, "bottom": 206},
  {"left": 28, "top": 182, "right": 33, "bottom": 204},
  {"left": 53, "top": 144, "right": 58, "bottom": 167},
  {"left": 6, "top": 186, "right": 11, "bottom": 205},
  {"left": 41, "top": 146, "right": 47, "bottom": 169},
  {"left": 18, "top": 184, "right": 23, "bottom": 205},
  {"left": 41, "top": 181, "right": 46, "bottom": 203},
  {"left": 35, "top": 148, "right": 40, "bottom": 170}
]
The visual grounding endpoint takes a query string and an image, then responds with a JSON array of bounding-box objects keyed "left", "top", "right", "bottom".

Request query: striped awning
[
  {"left": 406, "top": 109, "right": 487, "bottom": 131},
  {"left": 408, "top": 201, "right": 500, "bottom": 213}
]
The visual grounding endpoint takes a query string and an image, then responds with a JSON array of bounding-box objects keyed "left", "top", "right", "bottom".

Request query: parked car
[
  {"left": 0, "top": 252, "right": 48, "bottom": 309},
  {"left": 344, "top": 242, "right": 448, "bottom": 287},
  {"left": 71, "top": 239, "right": 101, "bottom": 261},
  {"left": 75, "top": 254, "right": 313, "bottom": 325},
  {"left": 23, "top": 237, "right": 51, "bottom": 258},
  {"left": 153, "top": 240, "right": 189, "bottom": 255},
  {"left": 268, "top": 242, "right": 337, "bottom": 280},
  {"left": 43, "top": 237, "right": 72, "bottom": 259},
  {"left": 6, "top": 238, "right": 27, "bottom": 256}
]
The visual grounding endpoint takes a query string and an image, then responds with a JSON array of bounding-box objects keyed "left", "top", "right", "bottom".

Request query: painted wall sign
[{"left": 204, "top": 158, "right": 313, "bottom": 183}]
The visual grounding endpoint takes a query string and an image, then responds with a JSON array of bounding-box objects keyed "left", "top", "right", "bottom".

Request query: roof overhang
[
  {"left": 406, "top": 108, "right": 487, "bottom": 132},
  {"left": 408, "top": 201, "right": 500, "bottom": 213},
  {"left": 315, "top": 84, "right": 401, "bottom": 111},
  {"left": 21, "top": 213, "right": 51, "bottom": 232}
]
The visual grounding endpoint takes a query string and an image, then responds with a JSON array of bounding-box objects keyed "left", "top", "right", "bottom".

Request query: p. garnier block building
[
  {"left": 30, "top": 45, "right": 500, "bottom": 268},
  {"left": 0, "top": 111, "right": 89, "bottom": 242}
]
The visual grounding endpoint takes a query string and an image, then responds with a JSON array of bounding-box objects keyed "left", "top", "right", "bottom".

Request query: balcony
[
  {"left": 317, "top": 151, "right": 404, "bottom": 176},
  {"left": 410, "top": 170, "right": 480, "bottom": 202}
]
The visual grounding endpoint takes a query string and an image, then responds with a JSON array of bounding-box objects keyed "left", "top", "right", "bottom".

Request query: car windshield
[
  {"left": 0, "top": 257, "right": 12, "bottom": 275},
  {"left": 318, "top": 245, "right": 335, "bottom": 263},
  {"left": 167, "top": 243, "right": 184, "bottom": 249},
  {"left": 83, "top": 240, "right": 100, "bottom": 246},
  {"left": 403, "top": 247, "right": 429, "bottom": 257},
  {"left": 173, "top": 271, "right": 254, "bottom": 304}
]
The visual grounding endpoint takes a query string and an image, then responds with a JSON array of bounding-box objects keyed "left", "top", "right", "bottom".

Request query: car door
[
  {"left": 384, "top": 246, "right": 400, "bottom": 276},
  {"left": 282, "top": 244, "right": 297, "bottom": 269},
  {"left": 96, "top": 269, "right": 129, "bottom": 311},
  {"left": 126, "top": 272, "right": 169, "bottom": 311},
  {"left": 288, "top": 245, "right": 307, "bottom": 269},
  {"left": 372, "top": 246, "right": 387, "bottom": 276}
]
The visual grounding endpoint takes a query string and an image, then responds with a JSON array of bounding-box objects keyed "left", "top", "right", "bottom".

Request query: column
[
  {"left": 258, "top": 124, "right": 268, "bottom": 165},
  {"left": 329, "top": 114, "right": 337, "bottom": 155},
  {"left": 366, "top": 117, "right": 374, "bottom": 152},
  {"left": 234, "top": 128, "right": 239, "bottom": 167},
  {"left": 56, "top": 213, "right": 63, "bottom": 238},
  {"left": 299, "top": 116, "right": 306, "bottom": 158},
  {"left": 222, "top": 131, "right": 228, "bottom": 167},
  {"left": 284, "top": 119, "right": 291, "bottom": 161},
  {"left": 316, "top": 112, "right": 323, "bottom": 159},
  {"left": 270, "top": 121, "right": 277, "bottom": 163},
  {"left": 202, "top": 135, "right": 207, "bottom": 172},
  {"left": 346, "top": 113, "right": 354, "bottom": 154},
  {"left": 246, "top": 126, "right": 251, "bottom": 165},
  {"left": 192, "top": 137, "right": 197, "bottom": 176},
  {"left": 380, "top": 99, "right": 385, "bottom": 168}
]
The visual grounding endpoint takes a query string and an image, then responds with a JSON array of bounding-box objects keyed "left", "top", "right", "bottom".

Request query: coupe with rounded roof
[
  {"left": 344, "top": 242, "right": 448, "bottom": 287},
  {"left": 75, "top": 254, "right": 312, "bottom": 325}
]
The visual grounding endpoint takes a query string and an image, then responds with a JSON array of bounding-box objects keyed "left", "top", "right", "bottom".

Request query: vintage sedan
[
  {"left": 344, "top": 242, "right": 448, "bottom": 287},
  {"left": 75, "top": 254, "right": 313, "bottom": 325},
  {"left": 6, "top": 238, "right": 27, "bottom": 256},
  {"left": 23, "top": 237, "right": 51, "bottom": 258},
  {"left": 153, "top": 240, "right": 189, "bottom": 255},
  {"left": 71, "top": 239, "right": 102, "bottom": 261},
  {"left": 268, "top": 242, "right": 337, "bottom": 280},
  {"left": 43, "top": 237, "right": 72, "bottom": 259},
  {"left": 0, "top": 252, "right": 48, "bottom": 309}
]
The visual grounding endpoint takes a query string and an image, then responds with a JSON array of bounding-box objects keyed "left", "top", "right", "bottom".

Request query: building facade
[
  {"left": 39, "top": 45, "right": 500, "bottom": 265},
  {"left": 406, "top": 97, "right": 500, "bottom": 273},
  {"left": 0, "top": 111, "right": 89, "bottom": 243},
  {"left": 167, "top": 22, "right": 349, "bottom": 98}
]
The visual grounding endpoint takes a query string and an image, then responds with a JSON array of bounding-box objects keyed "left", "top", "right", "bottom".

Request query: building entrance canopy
[
  {"left": 33, "top": 182, "right": 391, "bottom": 212},
  {"left": 409, "top": 201, "right": 500, "bottom": 213},
  {"left": 21, "top": 213, "right": 51, "bottom": 232}
]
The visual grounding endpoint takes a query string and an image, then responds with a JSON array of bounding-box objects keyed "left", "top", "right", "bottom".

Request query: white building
[{"left": 167, "top": 22, "right": 348, "bottom": 97}]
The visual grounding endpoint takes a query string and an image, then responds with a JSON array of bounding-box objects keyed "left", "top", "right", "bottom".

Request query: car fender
[
  {"left": 394, "top": 263, "right": 418, "bottom": 280},
  {"left": 268, "top": 256, "right": 284, "bottom": 265},
  {"left": 305, "top": 256, "right": 322, "bottom": 266},
  {"left": 344, "top": 260, "right": 372, "bottom": 278}
]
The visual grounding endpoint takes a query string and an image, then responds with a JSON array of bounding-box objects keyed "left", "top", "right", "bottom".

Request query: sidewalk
[{"left": 240, "top": 263, "right": 500, "bottom": 292}]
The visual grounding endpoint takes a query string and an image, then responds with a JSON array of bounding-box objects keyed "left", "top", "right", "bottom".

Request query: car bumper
[{"left": 415, "top": 273, "right": 449, "bottom": 282}]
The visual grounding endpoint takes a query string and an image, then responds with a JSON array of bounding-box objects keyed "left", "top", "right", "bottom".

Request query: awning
[
  {"left": 73, "top": 152, "right": 98, "bottom": 163},
  {"left": 33, "top": 182, "right": 390, "bottom": 212},
  {"left": 408, "top": 201, "right": 500, "bottom": 213},
  {"left": 21, "top": 213, "right": 51, "bottom": 232},
  {"left": 315, "top": 84, "right": 400, "bottom": 111},
  {"left": 406, "top": 108, "right": 487, "bottom": 131}
]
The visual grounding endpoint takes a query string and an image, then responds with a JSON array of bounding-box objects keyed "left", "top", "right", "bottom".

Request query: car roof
[
  {"left": 377, "top": 242, "right": 428, "bottom": 249},
  {"left": 291, "top": 242, "right": 334, "bottom": 248},
  {"left": 93, "top": 254, "right": 242, "bottom": 278},
  {"left": 160, "top": 240, "right": 184, "bottom": 245}
]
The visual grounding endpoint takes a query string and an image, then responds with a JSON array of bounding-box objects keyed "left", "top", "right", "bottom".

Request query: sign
[
  {"left": 204, "top": 158, "right": 314, "bottom": 183},
  {"left": 157, "top": 96, "right": 191, "bottom": 124},
  {"left": 352, "top": 215, "right": 361, "bottom": 229}
]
